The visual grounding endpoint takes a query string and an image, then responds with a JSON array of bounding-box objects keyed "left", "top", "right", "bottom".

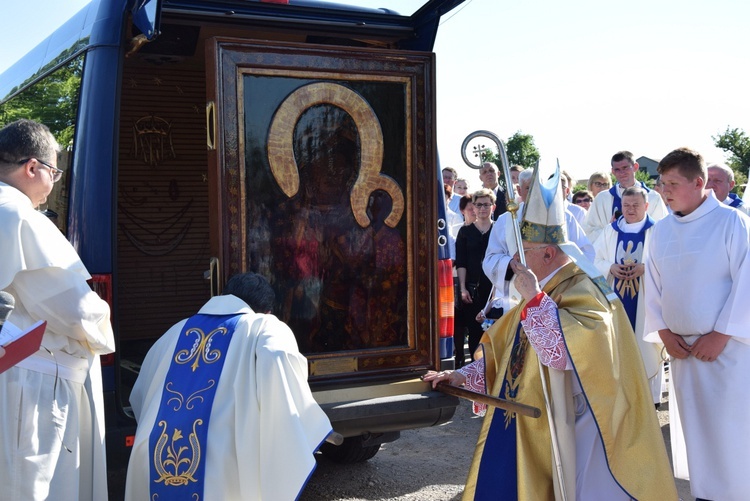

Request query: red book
[{"left": 0, "top": 320, "right": 46, "bottom": 374}]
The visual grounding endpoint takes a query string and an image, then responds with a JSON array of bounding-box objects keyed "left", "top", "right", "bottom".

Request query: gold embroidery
[
  {"left": 153, "top": 419, "right": 203, "bottom": 487},
  {"left": 174, "top": 327, "right": 227, "bottom": 371},
  {"left": 164, "top": 380, "right": 217, "bottom": 411}
]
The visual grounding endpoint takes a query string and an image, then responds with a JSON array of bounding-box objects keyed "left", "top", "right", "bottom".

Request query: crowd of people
[
  {"left": 437, "top": 149, "right": 749, "bottom": 500},
  {"left": 1, "top": 115, "right": 747, "bottom": 500}
]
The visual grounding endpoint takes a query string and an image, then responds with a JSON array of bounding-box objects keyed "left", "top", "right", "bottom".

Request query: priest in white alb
[
  {"left": 125, "top": 273, "right": 333, "bottom": 501},
  {"left": 593, "top": 186, "right": 663, "bottom": 404},
  {"left": 644, "top": 147, "right": 750, "bottom": 501}
]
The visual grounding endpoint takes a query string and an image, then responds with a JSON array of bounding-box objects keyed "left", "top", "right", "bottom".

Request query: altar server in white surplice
[
  {"left": 593, "top": 186, "right": 663, "bottom": 404},
  {"left": 584, "top": 150, "right": 668, "bottom": 243},
  {"left": 125, "top": 273, "right": 333, "bottom": 501},
  {"left": 644, "top": 147, "right": 750, "bottom": 501},
  {"left": 0, "top": 119, "right": 115, "bottom": 501}
]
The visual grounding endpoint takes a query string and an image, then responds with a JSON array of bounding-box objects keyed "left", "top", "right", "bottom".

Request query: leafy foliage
[
  {"left": 713, "top": 127, "right": 749, "bottom": 195},
  {"left": 506, "top": 131, "right": 540, "bottom": 168},
  {"left": 0, "top": 54, "right": 83, "bottom": 149},
  {"left": 636, "top": 169, "right": 654, "bottom": 189}
]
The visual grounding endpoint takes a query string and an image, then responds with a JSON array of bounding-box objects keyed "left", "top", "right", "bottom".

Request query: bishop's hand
[{"left": 510, "top": 259, "right": 542, "bottom": 301}]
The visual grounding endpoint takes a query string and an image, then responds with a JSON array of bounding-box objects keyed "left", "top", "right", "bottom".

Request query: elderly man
[
  {"left": 645, "top": 148, "right": 750, "bottom": 501},
  {"left": 0, "top": 119, "right": 115, "bottom": 500},
  {"left": 593, "top": 186, "right": 663, "bottom": 404},
  {"left": 482, "top": 169, "right": 594, "bottom": 321},
  {"left": 478, "top": 161, "right": 508, "bottom": 220},
  {"left": 125, "top": 272, "right": 332, "bottom": 500},
  {"left": 584, "top": 151, "right": 667, "bottom": 242},
  {"left": 427, "top": 164, "right": 676, "bottom": 500},
  {"left": 705, "top": 162, "right": 750, "bottom": 215}
]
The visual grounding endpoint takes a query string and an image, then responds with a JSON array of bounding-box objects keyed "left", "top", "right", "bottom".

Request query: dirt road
[{"left": 300, "top": 397, "right": 693, "bottom": 500}]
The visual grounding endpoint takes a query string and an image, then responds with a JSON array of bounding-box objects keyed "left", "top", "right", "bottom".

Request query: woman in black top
[{"left": 455, "top": 188, "right": 495, "bottom": 362}]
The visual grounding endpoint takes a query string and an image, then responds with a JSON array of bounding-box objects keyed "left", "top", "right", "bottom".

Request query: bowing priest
[
  {"left": 125, "top": 272, "right": 333, "bottom": 501},
  {"left": 583, "top": 150, "right": 668, "bottom": 242},
  {"left": 425, "top": 162, "right": 676, "bottom": 500},
  {"left": 593, "top": 186, "right": 664, "bottom": 405},
  {"left": 644, "top": 148, "right": 750, "bottom": 501}
]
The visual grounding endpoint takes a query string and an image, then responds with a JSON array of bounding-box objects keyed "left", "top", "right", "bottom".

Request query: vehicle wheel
[{"left": 320, "top": 435, "right": 381, "bottom": 463}]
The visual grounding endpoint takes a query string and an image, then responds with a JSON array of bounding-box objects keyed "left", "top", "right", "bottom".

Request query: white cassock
[
  {"left": 565, "top": 200, "right": 587, "bottom": 227},
  {"left": 125, "top": 295, "right": 332, "bottom": 501},
  {"left": 593, "top": 217, "right": 663, "bottom": 403},
  {"left": 644, "top": 191, "right": 750, "bottom": 501},
  {"left": 584, "top": 183, "right": 668, "bottom": 243},
  {"left": 483, "top": 203, "right": 594, "bottom": 309},
  {"left": 0, "top": 182, "right": 114, "bottom": 501}
]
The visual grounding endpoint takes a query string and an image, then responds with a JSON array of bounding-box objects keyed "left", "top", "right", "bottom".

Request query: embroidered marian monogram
[{"left": 175, "top": 326, "right": 229, "bottom": 371}]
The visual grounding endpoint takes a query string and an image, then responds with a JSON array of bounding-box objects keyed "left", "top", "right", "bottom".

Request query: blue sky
[{"left": 2, "top": 0, "right": 748, "bottom": 184}]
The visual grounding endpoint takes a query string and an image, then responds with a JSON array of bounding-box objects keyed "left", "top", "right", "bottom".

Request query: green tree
[
  {"left": 0, "top": 52, "right": 83, "bottom": 149},
  {"left": 506, "top": 131, "right": 540, "bottom": 169},
  {"left": 636, "top": 169, "right": 654, "bottom": 189},
  {"left": 712, "top": 127, "right": 749, "bottom": 194}
]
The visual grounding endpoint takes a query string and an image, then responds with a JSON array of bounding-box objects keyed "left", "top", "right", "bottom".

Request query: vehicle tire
[{"left": 320, "top": 435, "right": 381, "bottom": 463}]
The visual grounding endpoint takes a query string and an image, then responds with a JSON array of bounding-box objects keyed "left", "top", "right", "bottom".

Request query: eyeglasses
[
  {"left": 474, "top": 203, "right": 493, "bottom": 208},
  {"left": 592, "top": 181, "right": 609, "bottom": 188},
  {"left": 19, "top": 158, "right": 64, "bottom": 183},
  {"left": 575, "top": 198, "right": 592, "bottom": 204}
]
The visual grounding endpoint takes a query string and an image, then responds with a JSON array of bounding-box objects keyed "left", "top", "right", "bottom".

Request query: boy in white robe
[
  {"left": 593, "top": 186, "right": 663, "bottom": 404},
  {"left": 644, "top": 147, "right": 750, "bottom": 501},
  {"left": 0, "top": 119, "right": 115, "bottom": 501},
  {"left": 125, "top": 272, "right": 332, "bottom": 501}
]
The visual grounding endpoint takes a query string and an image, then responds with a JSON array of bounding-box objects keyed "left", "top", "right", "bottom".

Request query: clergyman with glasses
[{"left": 0, "top": 119, "right": 115, "bottom": 500}]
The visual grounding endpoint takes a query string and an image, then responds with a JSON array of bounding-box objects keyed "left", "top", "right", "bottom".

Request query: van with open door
[{"left": 0, "top": 0, "right": 462, "bottom": 489}]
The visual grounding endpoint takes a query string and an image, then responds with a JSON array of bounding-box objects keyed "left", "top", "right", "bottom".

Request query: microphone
[{"left": 0, "top": 291, "right": 15, "bottom": 336}]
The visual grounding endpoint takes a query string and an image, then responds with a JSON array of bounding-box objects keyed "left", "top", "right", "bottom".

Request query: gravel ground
[{"left": 301, "top": 389, "right": 693, "bottom": 501}]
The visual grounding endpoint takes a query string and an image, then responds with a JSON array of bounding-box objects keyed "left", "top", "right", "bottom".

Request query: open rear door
[{"left": 205, "top": 38, "right": 440, "bottom": 381}]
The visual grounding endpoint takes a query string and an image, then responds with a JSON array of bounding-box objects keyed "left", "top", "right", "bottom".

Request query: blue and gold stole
[
  {"left": 609, "top": 181, "right": 651, "bottom": 218},
  {"left": 473, "top": 324, "right": 524, "bottom": 499},
  {"left": 148, "top": 313, "right": 242, "bottom": 500},
  {"left": 610, "top": 216, "right": 654, "bottom": 329},
  {"left": 728, "top": 192, "right": 745, "bottom": 208}
]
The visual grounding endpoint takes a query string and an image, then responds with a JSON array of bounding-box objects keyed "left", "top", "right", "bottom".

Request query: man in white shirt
[
  {"left": 705, "top": 162, "right": 750, "bottom": 215},
  {"left": 644, "top": 147, "right": 750, "bottom": 501},
  {"left": 584, "top": 151, "right": 667, "bottom": 242},
  {"left": 442, "top": 166, "right": 459, "bottom": 213}
]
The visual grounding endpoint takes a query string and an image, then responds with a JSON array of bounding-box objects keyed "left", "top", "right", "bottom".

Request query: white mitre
[{"left": 520, "top": 161, "right": 617, "bottom": 303}]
